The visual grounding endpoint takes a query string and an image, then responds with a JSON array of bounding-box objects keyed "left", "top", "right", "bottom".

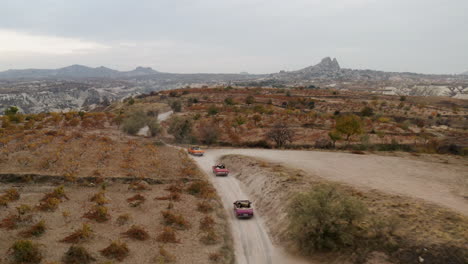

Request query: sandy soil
[
  {"left": 0, "top": 182, "right": 225, "bottom": 264},
  {"left": 191, "top": 152, "right": 311, "bottom": 264},
  {"left": 203, "top": 148, "right": 467, "bottom": 215}
]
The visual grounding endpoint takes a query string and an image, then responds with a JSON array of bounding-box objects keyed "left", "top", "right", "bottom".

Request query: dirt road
[
  {"left": 193, "top": 152, "right": 310, "bottom": 264},
  {"left": 202, "top": 149, "right": 468, "bottom": 215},
  {"left": 192, "top": 148, "right": 467, "bottom": 263}
]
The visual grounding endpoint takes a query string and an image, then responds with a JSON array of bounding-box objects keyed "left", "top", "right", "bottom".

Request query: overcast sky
[{"left": 0, "top": 0, "right": 467, "bottom": 74}]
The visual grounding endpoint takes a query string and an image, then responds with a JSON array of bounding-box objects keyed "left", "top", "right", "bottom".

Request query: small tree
[
  {"left": 252, "top": 114, "right": 262, "bottom": 126},
  {"left": 245, "top": 96, "right": 255, "bottom": 105},
  {"left": 335, "top": 114, "right": 363, "bottom": 143},
  {"left": 198, "top": 122, "right": 220, "bottom": 145},
  {"left": 207, "top": 105, "right": 219, "bottom": 116},
  {"left": 328, "top": 130, "right": 341, "bottom": 148},
  {"left": 267, "top": 122, "right": 294, "bottom": 148},
  {"left": 360, "top": 106, "right": 374, "bottom": 117},
  {"left": 224, "top": 97, "right": 235, "bottom": 105},
  {"left": 171, "top": 101, "right": 182, "bottom": 112},
  {"left": 168, "top": 117, "right": 193, "bottom": 143},
  {"left": 5, "top": 106, "right": 19, "bottom": 116}
]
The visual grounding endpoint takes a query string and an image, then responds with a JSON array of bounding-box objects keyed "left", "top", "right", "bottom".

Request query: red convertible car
[
  {"left": 212, "top": 164, "right": 229, "bottom": 176},
  {"left": 233, "top": 200, "right": 254, "bottom": 218}
]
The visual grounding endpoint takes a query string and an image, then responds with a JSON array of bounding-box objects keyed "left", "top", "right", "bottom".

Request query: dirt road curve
[
  {"left": 203, "top": 149, "right": 468, "bottom": 215},
  {"left": 192, "top": 148, "right": 467, "bottom": 264},
  {"left": 193, "top": 152, "right": 310, "bottom": 264}
]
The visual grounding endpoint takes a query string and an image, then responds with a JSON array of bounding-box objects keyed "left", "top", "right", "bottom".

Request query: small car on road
[
  {"left": 188, "top": 146, "right": 205, "bottom": 156},
  {"left": 212, "top": 164, "right": 229, "bottom": 176},
  {"left": 233, "top": 200, "right": 254, "bottom": 218}
]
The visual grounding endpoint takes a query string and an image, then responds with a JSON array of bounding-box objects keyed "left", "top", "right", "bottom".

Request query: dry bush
[
  {"left": 186, "top": 181, "right": 215, "bottom": 198},
  {"left": 89, "top": 191, "right": 108, "bottom": 205},
  {"left": 37, "top": 197, "right": 61, "bottom": 211},
  {"left": 100, "top": 241, "right": 129, "bottom": 261},
  {"left": 156, "top": 227, "right": 179, "bottom": 243},
  {"left": 83, "top": 205, "right": 110, "bottom": 222},
  {"left": 116, "top": 214, "right": 131, "bottom": 226},
  {"left": 209, "top": 252, "right": 223, "bottom": 262},
  {"left": 197, "top": 200, "right": 214, "bottom": 213},
  {"left": 63, "top": 245, "right": 96, "bottom": 264},
  {"left": 9, "top": 240, "right": 42, "bottom": 264},
  {"left": 60, "top": 223, "right": 94, "bottom": 243},
  {"left": 200, "top": 230, "right": 220, "bottom": 245},
  {"left": 199, "top": 216, "right": 215, "bottom": 232},
  {"left": 128, "top": 181, "right": 151, "bottom": 191},
  {"left": 121, "top": 225, "right": 150, "bottom": 241},
  {"left": 127, "top": 194, "right": 146, "bottom": 207},
  {"left": 161, "top": 210, "right": 191, "bottom": 230},
  {"left": 165, "top": 183, "right": 184, "bottom": 193},
  {"left": 155, "top": 192, "right": 181, "bottom": 201},
  {"left": 4, "top": 188, "right": 20, "bottom": 200},
  {"left": 20, "top": 220, "right": 46, "bottom": 238},
  {"left": 41, "top": 186, "right": 69, "bottom": 202},
  {"left": 0, "top": 214, "right": 21, "bottom": 229},
  {"left": 0, "top": 188, "right": 20, "bottom": 206},
  {"left": 157, "top": 246, "right": 176, "bottom": 263}
]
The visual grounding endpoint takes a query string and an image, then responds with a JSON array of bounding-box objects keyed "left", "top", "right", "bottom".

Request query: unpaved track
[
  {"left": 202, "top": 149, "right": 468, "bottom": 215},
  {"left": 192, "top": 148, "right": 467, "bottom": 264},
  {"left": 192, "top": 152, "right": 309, "bottom": 264}
]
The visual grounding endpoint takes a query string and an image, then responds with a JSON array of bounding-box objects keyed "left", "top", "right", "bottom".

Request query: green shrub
[
  {"left": 9, "top": 240, "right": 42, "bottom": 264},
  {"left": 121, "top": 111, "right": 148, "bottom": 135},
  {"left": 288, "top": 184, "right": 366, "bottom": 253},
  {"left": 171, "top": 100, "right": 182, "bottom": 112}
]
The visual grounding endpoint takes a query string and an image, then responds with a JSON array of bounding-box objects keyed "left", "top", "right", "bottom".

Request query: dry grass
[
  {"left": 197, "top": 200, "right": 214, "bottom": 213},
  {"left": 0, "top": 214, "right": 21, "bottom": 230},
  {"left": 37, "top": 197, "right": 61, "bottom": 211},
  {"left": 200, "top": 230, "right": 220, "bottom": 245},
  {"left": 116, "top": 213, "right": 131, "bottom": 226},
  {"left": 60, "top": 224, "right": 94, "bottom": 243},
  {"left": 82, "top": 205, "right": 110, "bottom": 222},
  {"left": 121, "top": 225, "right": 150, "bottom": 241},
  {"left": 199, "top": 215, "right": 215, "bottom": 232},
  {"left": 157, "top": 246, "right": 176, "bottom": 263},
  {"left": 100, "top": 240, "right": 129, "bottom": 261},
  {"left": 156, "top": 227, "right": 179, "bottom": 243},
  {"left": 62, "top": 245, "right": 96, "bottom": 264},
  {"left": 161, "top": 210, "right": 191, "bottom": 230},
  {"left": 89, "top": 191, "right": 108, "bottom": 205},
  {"left": 155, "top": 191, "right": 181, "bottom": 201},
  {"left": 19, "top": 220, "right": 46, "bottom": 238},
  {"left": 126, "top": 193, "right": 146, "bottom": 207},
  {"left": 9, "top": 240, "right": 42, "bottom": 264}
]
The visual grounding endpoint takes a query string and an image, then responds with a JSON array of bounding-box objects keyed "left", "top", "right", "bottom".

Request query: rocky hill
[{"left": 0, "top": 65, "right": 159, "bottom": 79}]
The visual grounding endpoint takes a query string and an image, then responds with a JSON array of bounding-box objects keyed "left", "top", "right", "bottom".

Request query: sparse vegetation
[
  {"left": 288, "top": 184, "right": 367, "bottom": 252},
  {"left": 100, "top": 241, "right": 129, "bottom": 261},
  {"left": 60, "top": 223, "right": 94, "bottom": 243},
  {"left": 9, "top": 240, "right": 42, "bottom": 264},
  {"left": 83, "top": 205, "right": 111, "bottom": 222},
  {"left": 63, "top": 246, "right": 96, "bottom": 264},
  {"left": 19, "top": 220, "right": 46, "bottom": 238},
  {"left": 156, "top": 227, "right": 179, "bottom": 243},
  {"left": 161, "top": 210, "right": 191, "bottom": 230},
  {"left": 121, "top": 225, "right": 150, "bottom": 240}
]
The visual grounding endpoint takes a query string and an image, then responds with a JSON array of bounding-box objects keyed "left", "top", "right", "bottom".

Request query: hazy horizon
[{"left": 1, "top": 0, "right": 467, "bottom": 74}]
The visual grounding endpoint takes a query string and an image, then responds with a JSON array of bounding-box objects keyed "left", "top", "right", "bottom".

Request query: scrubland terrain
[
  {"left": 156, "top": 87, "right": 467, "bottom": 155},
  {"left": 0, "top": 110, "right": 233, "bottom": 263},
  {"left": 220, "top": 154, "right": 468, "bottom": 264}
]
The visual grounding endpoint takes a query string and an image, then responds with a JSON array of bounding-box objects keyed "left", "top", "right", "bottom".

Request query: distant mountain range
[
  {"left": 1, "top": 58, "right": 467, "bottom": 80},
  {"left": 0, "top": 65, "right": 159, "bottom": 79}
]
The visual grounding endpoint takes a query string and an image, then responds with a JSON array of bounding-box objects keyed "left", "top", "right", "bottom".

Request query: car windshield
[{"left": 192, "top": 147, "right": 199, "bottom": 150}]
